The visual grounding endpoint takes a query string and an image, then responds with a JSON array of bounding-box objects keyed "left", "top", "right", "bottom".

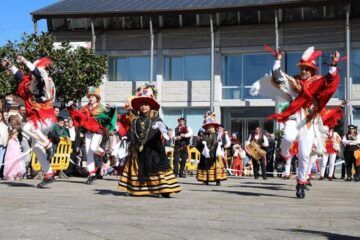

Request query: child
[
  {"left": 232, "top": 144, "right": 246, "bottom": 176},
  {"left": 3, "top": 128, "right": 26, "bottom": 180}
]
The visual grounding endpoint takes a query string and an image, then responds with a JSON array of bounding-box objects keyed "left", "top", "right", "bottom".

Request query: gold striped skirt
[
  {"left": 197, "top": 156, "right": 227, "bottom": 182},
  {"left": 118, "top": 156, "right": 181, "bottom": 196}
]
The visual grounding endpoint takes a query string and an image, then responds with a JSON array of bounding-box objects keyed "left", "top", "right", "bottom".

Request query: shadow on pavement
[
  {"left": 211, "top": 189, "right": 296, "bottom": 199},
  {"left": 230, "top": 184, "right": 293, "bottom": 191},
  {"left": 241, "top": 181, "right": 288, "bottom": 186},
  {"left": 275, "top": 229, "right": 360, "bottom": 240},
  {"left": 0, "top": 181, "right": 35, "bottom": 188},
  {"left": 94, "top": 189, "right": 129, "bottom": 196}
]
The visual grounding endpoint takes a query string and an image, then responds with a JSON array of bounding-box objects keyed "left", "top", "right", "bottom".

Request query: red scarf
[{"left": 268, "top": 70, "right": 339, "bottom": 122}]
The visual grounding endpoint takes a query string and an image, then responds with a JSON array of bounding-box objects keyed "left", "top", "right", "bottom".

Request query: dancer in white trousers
[
  {"left": 1, "top": 56, "right": 57, "bottom": 188},
  {"left": 268, "top": 47, "right": 340, "bottom": 198},
  {"left": 68, "top": 87, "right": 117, "bottom": 184}
]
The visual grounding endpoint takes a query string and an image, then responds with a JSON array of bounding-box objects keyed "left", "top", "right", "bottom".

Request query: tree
[{"left": 0, "top": 33, "right": 107, "bottom": 102}]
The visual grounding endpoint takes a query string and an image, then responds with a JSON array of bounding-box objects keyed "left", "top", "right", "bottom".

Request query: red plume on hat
[
  {"left": 297, "top": 46, "right": 322, "bottom": 70},
  {"left": 34, "top": 57, "right": 52, "bottom": 68}
]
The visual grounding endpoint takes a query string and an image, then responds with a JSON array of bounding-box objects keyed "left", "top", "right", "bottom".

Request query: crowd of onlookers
[{"left": 1, "top": 105, "right": 359, "bottom": 182}]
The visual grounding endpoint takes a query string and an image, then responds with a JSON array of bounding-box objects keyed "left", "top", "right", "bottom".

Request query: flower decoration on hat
[
  {"left": 86, "top": 86, "right": 101, "bottom": 101},
  {"left": 131, "top": 83, "right": 160, "bottom": 111},
  {"left": 202, "top": 112, "right": 220, "bottom": 129}
]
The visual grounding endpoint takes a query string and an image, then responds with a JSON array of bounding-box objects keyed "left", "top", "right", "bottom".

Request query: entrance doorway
[{"left": 230, "top": 119, "right": 274, "bottom": 144}]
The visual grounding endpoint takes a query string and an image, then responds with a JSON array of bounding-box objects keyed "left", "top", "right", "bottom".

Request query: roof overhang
[{"left": 31, "top": 0, "right": 356, "bottom": 21}]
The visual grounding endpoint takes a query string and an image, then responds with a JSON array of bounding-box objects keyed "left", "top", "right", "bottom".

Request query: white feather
[{"left": 302, "top": 46, "right": 314, "bottom": 61}]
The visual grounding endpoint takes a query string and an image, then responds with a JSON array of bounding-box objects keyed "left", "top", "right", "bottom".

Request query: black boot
[
  {"left": 216, "top": 180, "right": 221, "bottom": 186},
  {"left": 160, "top": 193, "right": 171, "bottom": 198},
  {"left": 296, "top": 183, "right": 305, "bottom": 199},
  {"left": 85, "top": 175, "right": 97, "bottom": 185},
  {"left": 37, "top": 176, "right": 55, "bottom": 188}
]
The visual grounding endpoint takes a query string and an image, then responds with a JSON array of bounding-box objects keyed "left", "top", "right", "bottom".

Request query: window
[
  {"left": 108, "top": 56, "right": 156, "bottom": 81},
  {"left": 222, "top": 55, "right": 242, "bottom": 99},
  {"left": 352, "top": 49, "right": 360, "bottom": 84},
  {"left": 222, "top": 50, "right": 346, "bottom": 100},
  {"left": 184, "top": 55, "right": 210, "bottom": 80},
  {"left": 222, "top": 54, "right": 273, "bottom": 99},
  {"left": 354, "top": 108, "right": 360, "bottom": 129},
  {"left": 162, "top": 108, "right": 209, "bottom": 137},
  {"left": 164, "top": 56, "right": 183, "bottom": 80},
  {"left": 163, "top": 55, "right": 210, "bottom": 81}
]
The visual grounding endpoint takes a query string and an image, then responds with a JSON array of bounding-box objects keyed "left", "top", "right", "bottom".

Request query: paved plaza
[{"left": 0, "top": 176, "right": 359, "bottom": 240}]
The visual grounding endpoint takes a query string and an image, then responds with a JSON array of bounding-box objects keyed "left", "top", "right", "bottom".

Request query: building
[{"left": 32, "top": 0, "right": 360, "bottom": 143}]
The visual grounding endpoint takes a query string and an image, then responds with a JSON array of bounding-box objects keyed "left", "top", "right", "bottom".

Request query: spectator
[
  {"left": 0, "top": 111, "right": 9, "bottom": 179},
  {"left": 19, "top": 105, "right": 27, "bottom": 122},
  {"left": 266, "top": 133, "right": 276, "bottom": 177},
  {"left": 3, "top": 111, "right": 9, "bottom": 125},
  {"left": 53, "top": 106, "right": 60, "bottom": 117},
  {"left": 3, "top": 128, "right": 26, "bottom": 180},
  {"left": 342, "top": 125, "right": 360, "bottom": 181}
]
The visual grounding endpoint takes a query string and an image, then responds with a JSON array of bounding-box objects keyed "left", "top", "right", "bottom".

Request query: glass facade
[
  {"left": 164, "top": 55, "right": 210, "bottom": 81},
  {"left": 352, "top": 49, "right": 360, "bottom": 84},
  {"left": 162, "top": 108, "right": 209, "bottom": 136},
  {"left": 222, "top": 53, "right": 273, "bottom": 99},
  {"left": 108, "top": 56, "right": 156, "bottom": 81},
  {"left": 222, "top": 50, "right": 347, "bottom": 100}
]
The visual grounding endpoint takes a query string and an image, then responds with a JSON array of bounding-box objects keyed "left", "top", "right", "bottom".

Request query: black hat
[
  {"left": 348, "top": 124, "right": 357, "bottom": 129},
  {"left": 177, "top": 117, "right": 186, "bottom": 122}
]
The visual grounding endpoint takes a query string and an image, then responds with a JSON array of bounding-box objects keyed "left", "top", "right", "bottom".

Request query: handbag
[{"left": 354, "top": 146, "right": 360, "bottom": 167}]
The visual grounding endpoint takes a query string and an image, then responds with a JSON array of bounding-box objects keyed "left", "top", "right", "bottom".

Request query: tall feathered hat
[
  {"left": 86, "top": 86, "right": 101, "bottom": 101},
  {"left": 202, "top": 112, "right": 220, "bottom": 129},
  {"left": 297, "top": 46, "right": 322, "bottom": 71},
  {"left": 131, "top": 83, "right": 159, "bottom": 111}
]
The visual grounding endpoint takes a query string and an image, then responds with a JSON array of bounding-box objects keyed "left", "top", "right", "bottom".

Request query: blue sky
[{"left": 0, "top": 0, "right": 58, "bottom": 46}]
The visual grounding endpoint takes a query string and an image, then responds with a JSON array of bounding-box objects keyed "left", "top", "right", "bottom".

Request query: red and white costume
[
  {"left": 10, "top": 58, "right": 56, "bottom": 178},
  {"left": 268, "top": 47, "right": 340, "bottom": 187},
  {"left": 232, "top": 144, "right": 246, "bottom": 176},
  {"left": 319, "top": 107, "right": 343, "bottom": 179}
]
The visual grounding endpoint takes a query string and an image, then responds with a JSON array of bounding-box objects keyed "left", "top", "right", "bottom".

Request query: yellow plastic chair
[
  {"left": 166, "top": 147, "right": 174, "bottom": 168},
  {"left": 31, "top": 137, "right": 73, "bottom": 171},
  {"left": 185, "top": 146, "right": 200, "bottom": 174}
]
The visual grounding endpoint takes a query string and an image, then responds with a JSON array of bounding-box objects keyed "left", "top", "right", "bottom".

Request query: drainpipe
[
  {"left": 33, "top": 18, "right": 38, "bottom": 35},
  {"left": 90, "top": 19, "right": 96, "bottom": 51},
  {"left": 210, "top": 16, "right": 215, "bottom": 112},
  {"left": 150, "top": 17, "right": 154, "bottom": 83},
  {"left": 274, "top": 10, "right": 280, "bottom": 131},
  {"left": 346, "top": 4, "right": 352, "bottom": 125}
]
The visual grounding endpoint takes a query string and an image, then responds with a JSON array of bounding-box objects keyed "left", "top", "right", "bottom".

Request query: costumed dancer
[
  {"left": 118, "top": 84, "right": 181, "bottom": 197},
  {"left": 319, "top": 107, "right": 343, "bottom": 180},
  {"left": 266, "top": 47, "right": 340, "bottom": 198},
  {"left": 1, "top": 56, "right": 57, "bottom": 188},
  {"left": 68, "top": 87, "right": 117, "bottom": 184},
  {"left": 196, "top": 113, "right": 227, "bottom": 185}
]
